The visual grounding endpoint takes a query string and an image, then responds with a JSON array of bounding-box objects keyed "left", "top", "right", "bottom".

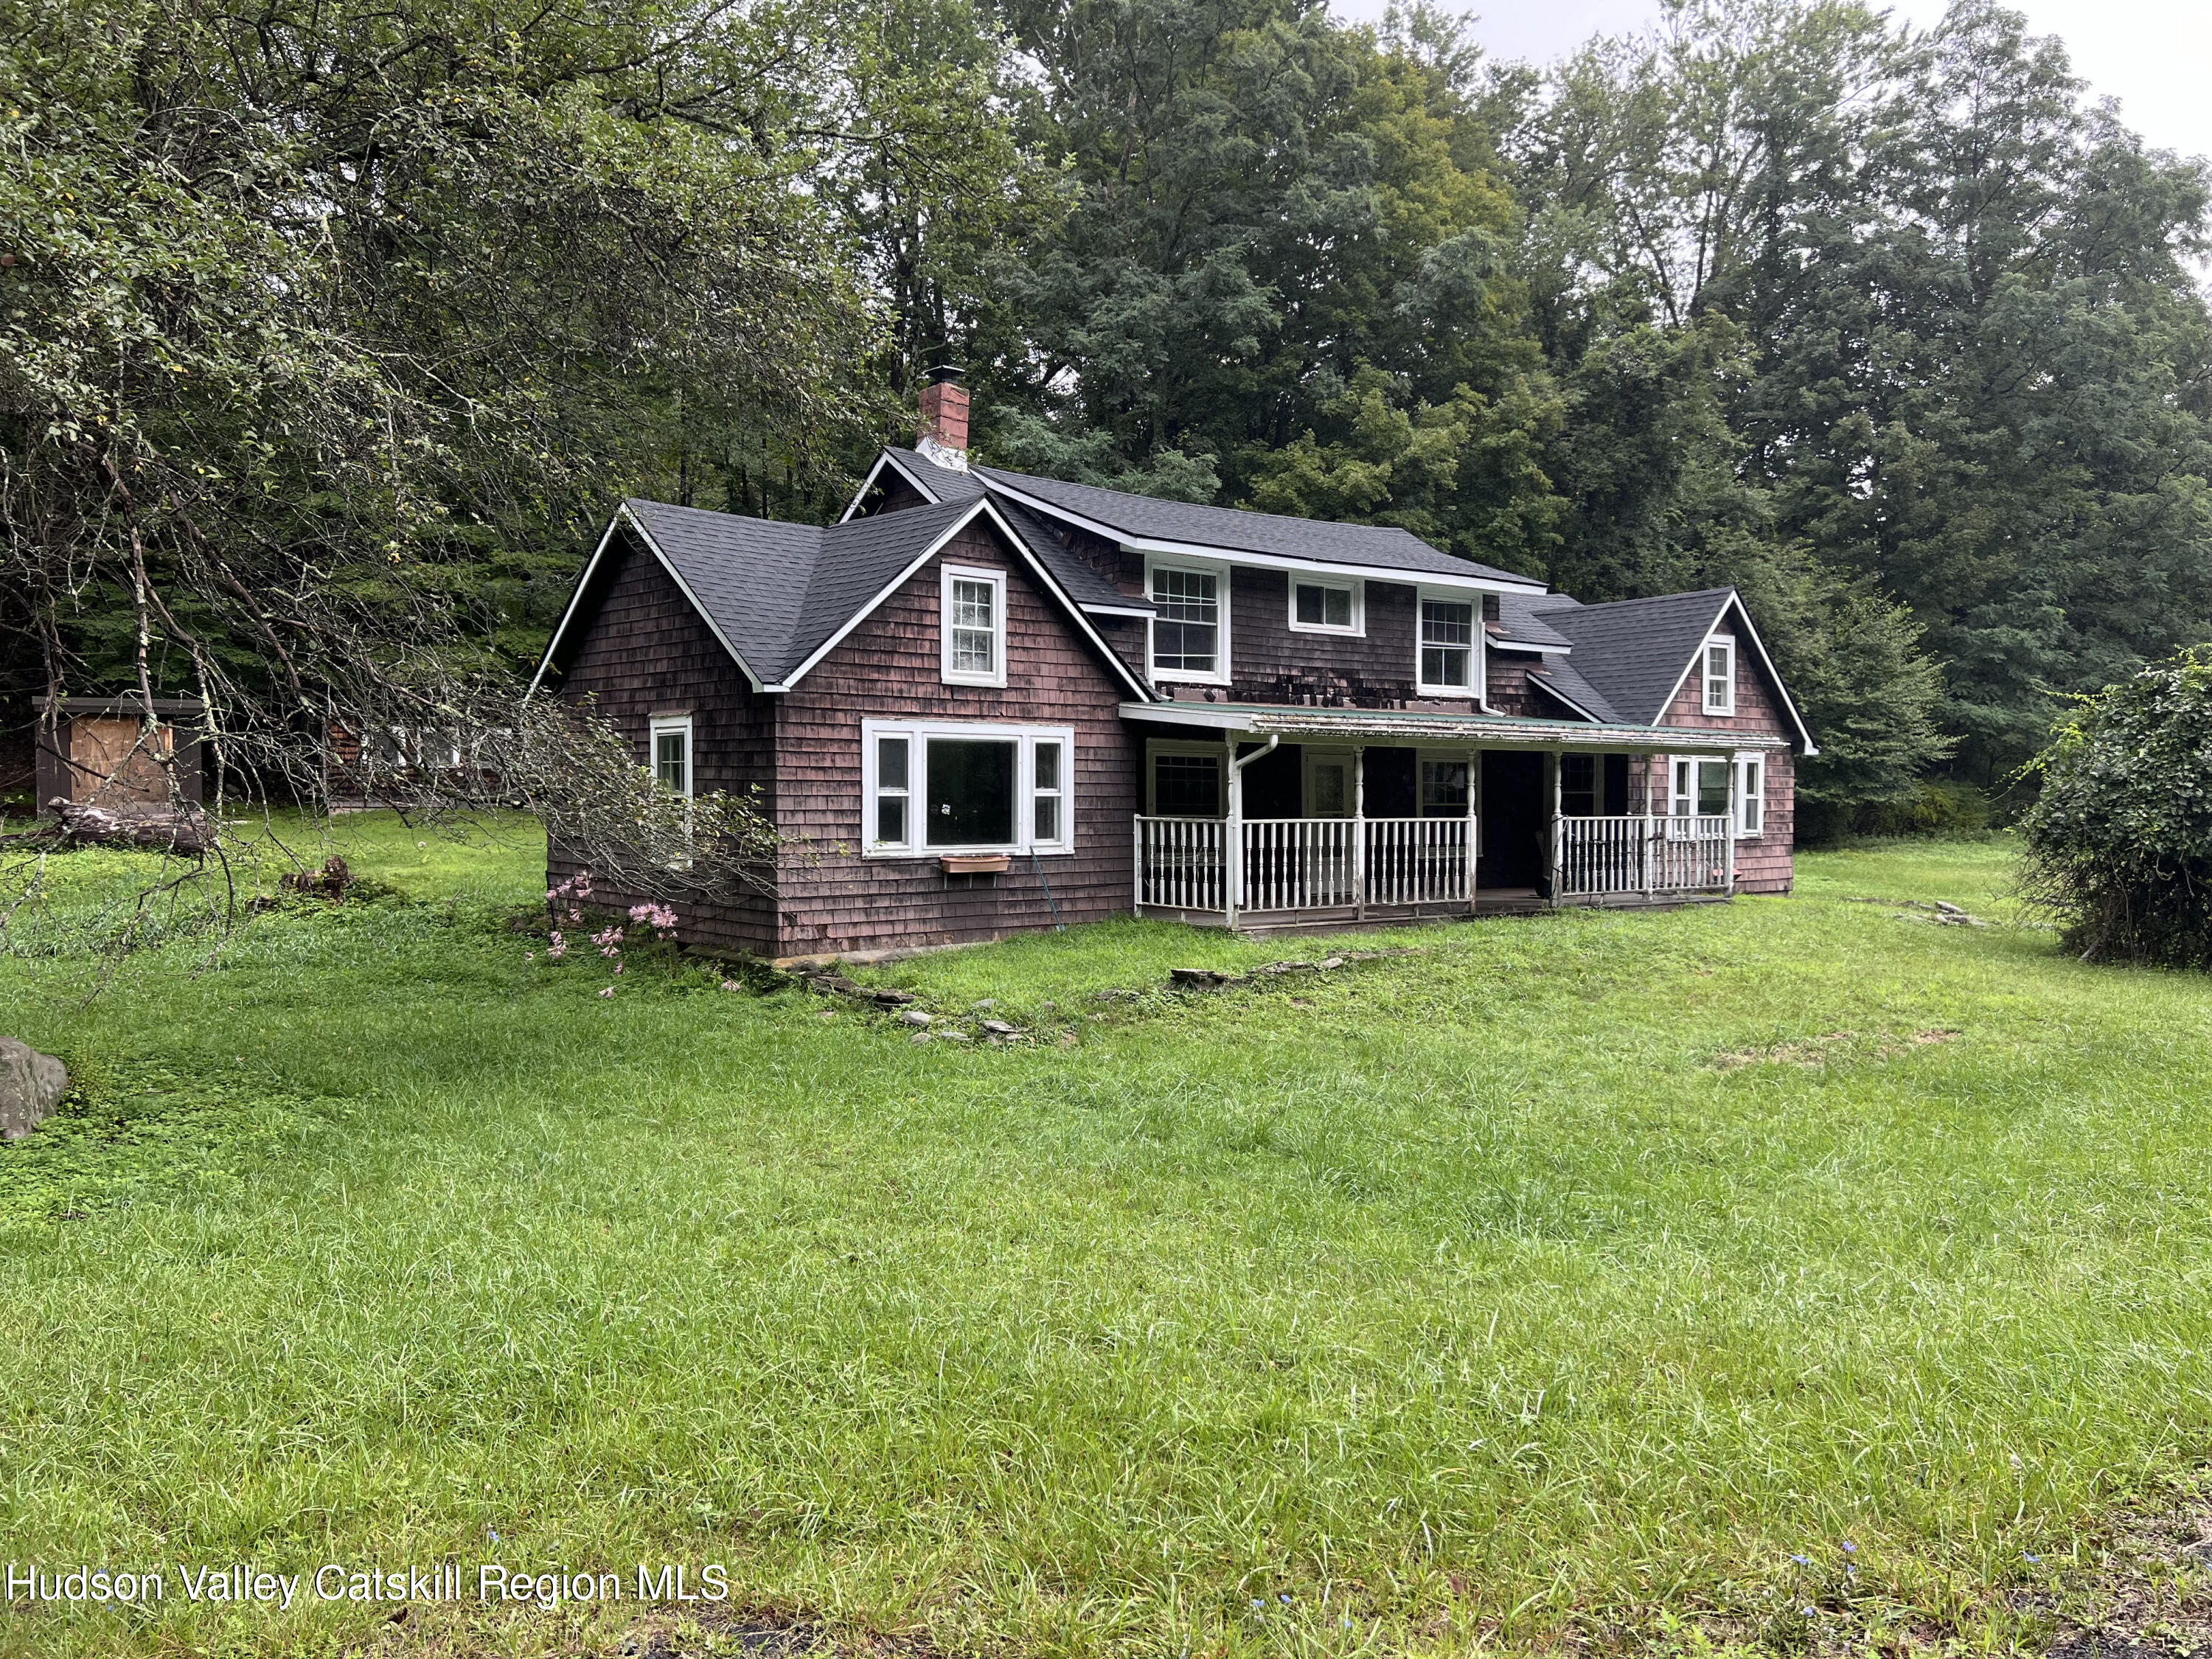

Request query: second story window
[
  {"left": 1703, "top": 636, "right": 1736, "bottom": 714},
  {"left": 1150, "top": 563, "right": 1224, "bottom": 681},
  {"left": 1418, "top": 596, "right": 1475, "bottom": 693},
  {"left": 941, "top": 565, "right": 1007, "bottom": 688},
  {"left": 1290, "top": 579, "right": 1361, "bottom": 634}
]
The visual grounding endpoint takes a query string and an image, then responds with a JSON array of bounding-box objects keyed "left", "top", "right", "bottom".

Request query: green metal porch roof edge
[{"left": 1117, "top": 701, "right": 1791, "bottom": 751}]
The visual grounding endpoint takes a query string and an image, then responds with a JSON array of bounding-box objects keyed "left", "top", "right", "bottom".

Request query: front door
[
  {"left": 1304, "top": 749, "right": 1353, "bottom": 817},
  {"left": 1478, "top": 750, "right": 1546, "bottom": 892}
]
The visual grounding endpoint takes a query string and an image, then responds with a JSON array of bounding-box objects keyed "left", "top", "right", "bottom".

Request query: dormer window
[
  {"left": 1149, "top": 559, "right": 1227, "bottom": 683},
  {"left": 1290, "top": 579, "right": 1362, "bottom": 635},
  {"left": 1703, "top": 636, "right": 1736, "bottom": 714},
  {"left": 942, "top": 564, "right": 1006, "bottom": 688},
  {"left": 1417, "top": 594, "right": 1478, "bottom": 695}
]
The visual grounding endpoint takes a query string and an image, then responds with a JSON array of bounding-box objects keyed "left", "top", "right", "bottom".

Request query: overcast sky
[{"left": 1326, "top": 0, "right": 2212, "bottom": 165}]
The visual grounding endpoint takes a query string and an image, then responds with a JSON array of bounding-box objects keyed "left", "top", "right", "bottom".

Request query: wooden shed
[{"left": 35, "top": 697, "right": 208, "bottom": 814}]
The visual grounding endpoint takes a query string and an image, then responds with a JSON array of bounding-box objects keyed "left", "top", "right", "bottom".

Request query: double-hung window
[
  {"left": 1702, "top": 636, "right": 1736, "bottom": 714},
  {"left": 1290, "top": 579, "right": 1362, "bottom": 634},
  {"left": 1561, "top": 754, "right": 1597, "bottom": 816},
  {"left": 1736, "top": 753, "right": 1764, "bottom": 836},
  {"left": 1149, "top": 748, "right": 1223, "bottom": 816},
  {"left": 1418, "top": 594, "right": 1478, "bottom": 694},
  {"left": 942, "top": 565, "right": 1007, "bottom": 688},
  {"left": 650, "top": 714, "right": 692, "bottom": 798},
  {"left": 1150, "top": 562, "right": 1225, "bottom": 681},
  {"left": 863, "top": 722, "right": 1074, "bottom": 856},
  {"left": 1671, "top": 757, "right": 1731, "bottom": 819},
  {"left": 1419, "top": 758, "right": 1470, "bottom": 817}
]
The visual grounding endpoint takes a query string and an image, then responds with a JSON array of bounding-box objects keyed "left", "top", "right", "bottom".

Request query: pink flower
[
  {"left": 524, "top": 951, "right": 535, "bottom": 961},
  {"left": 612, "top": 962, "right": 624, "bottom": 975},
  {"left": 719, "top": 980, "right": 740, "bottom": 992},
  {"left": 598, "top": 987, "right": 613, "bottom": 998}
]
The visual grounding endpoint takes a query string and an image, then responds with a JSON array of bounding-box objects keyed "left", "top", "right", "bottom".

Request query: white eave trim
[
  {"left": 529, "top": 504, "right": 766, "bottom": 697},
  {"left": 776, "top": 498, "right": 1155, "bottom": 703},
  {"left": 1489, "top": 637, "right": 1571, "bottom": 655},
  {"left": 979, "top": 476, "right": 1550, "bottom": 597},
  {"left": 1079, "top": 602, "right": 1158, "bottom": 619},
  {"left": 1649, "top": 592, "right": 1820, "bottom": 757},
  {"left": 838, "top": 449, "right": 951, "bottom": 524}
]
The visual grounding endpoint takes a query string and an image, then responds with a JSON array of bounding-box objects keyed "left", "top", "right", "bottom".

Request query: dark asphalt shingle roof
[
  {"left": 1527, "top": 590, "right": 1734, "bottom": 726},
  {"left": 993, "top": 497, "right": 1154, "bottom": 614},
  {"left": 1526, "top": 658, "right": 1623, "bottom": 724},
  {"left": 625, "top": 496, "right": 978, "bottom": 684},
  {"left": 1493, "top": 592, "right": 1576, "bottom": 650},
  {"left": 881, "top": 446, "right": 988, "bottom": 505},
  {"left": 968, "top": 465, "right": 1543, "bottom": 586}
]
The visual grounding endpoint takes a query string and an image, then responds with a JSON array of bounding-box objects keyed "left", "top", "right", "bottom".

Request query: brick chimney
[{"left": 916, "top": 366, "right": 970, "bottom": 470}]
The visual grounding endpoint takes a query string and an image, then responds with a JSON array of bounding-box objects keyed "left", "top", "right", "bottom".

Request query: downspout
[{"left": 1225, "top": 734, "right": 1279, "bottom": 929}]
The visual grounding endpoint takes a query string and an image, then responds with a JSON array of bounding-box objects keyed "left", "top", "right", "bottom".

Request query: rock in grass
[
  {"left": 980, "top": 1020, "right": 1018, "bottom": 1036},
  {"left": 0, "top": 1038, "right": 67, "bottom": 1141},
  {"left": 897, "top": 1009, "right": 933, "bottom": 1027}
]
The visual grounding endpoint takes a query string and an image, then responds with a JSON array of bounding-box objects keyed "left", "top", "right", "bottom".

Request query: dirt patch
[
  {"left": 2043, "top": 1474, "right": 2212, "bottom": 1659},
  {"left": 1711, "top": 1029, "right": 1961, "bottom": 1071}
]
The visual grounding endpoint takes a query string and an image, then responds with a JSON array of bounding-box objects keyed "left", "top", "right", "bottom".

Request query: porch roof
[{"left": 1117, "top": 700, "right": 1789, "bottom": 752}]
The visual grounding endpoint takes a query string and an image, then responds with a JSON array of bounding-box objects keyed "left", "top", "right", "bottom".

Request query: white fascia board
[
  {"left": 1080, "top": 602, "right": 1158, "bottom": 619},
  {"left": 527, "top": 506, "right": 766, "bottom": 698},
  {"left": 982, "top": 479, "right": 1548, "bottom": 597},
  {"left": 1491, "top": 639, "right": 1571, "bottom": 655},
  {"left": 777, "top": 498, "right": 1155, "bottom": 703},
  {"left": 838, "top": 450, "right": 942, "bottom": 525},
  {"left": 1652, "top": 592, "right": 1820, "bottom": 756}
]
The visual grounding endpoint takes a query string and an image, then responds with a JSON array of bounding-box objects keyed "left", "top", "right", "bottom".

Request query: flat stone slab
[{"left": 0, "top": 1038, "right": 67, "bottom": 1140}]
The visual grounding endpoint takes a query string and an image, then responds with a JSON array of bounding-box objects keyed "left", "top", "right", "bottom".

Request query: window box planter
[{"left": 939, "top": 854, "right": 1010, "bottom": 875}]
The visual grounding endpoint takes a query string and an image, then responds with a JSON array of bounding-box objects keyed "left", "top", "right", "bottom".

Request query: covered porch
[{"left": 1122, "top": 703, "right": 1780, "bottom": 932}]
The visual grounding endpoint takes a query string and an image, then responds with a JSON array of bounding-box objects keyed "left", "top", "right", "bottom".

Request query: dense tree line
[{"left": 7, "top": 0, "right": 2208, "bottom": 832}]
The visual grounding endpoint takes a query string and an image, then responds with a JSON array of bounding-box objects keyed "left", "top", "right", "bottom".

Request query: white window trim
[
  {"left": 940, "top": 563, "right": 1009, "bottom": 689},
  {"left": 1736, "top": 751, "right": 1765, "bottom": 838},
  {"left": 860, "top": 719, "right": 1076, "bottom": 858},
  {"left": 1144, "top": 740, "right": 1228, "bottom": 817},
  {"left": 648, "top": 714, "right": 694, "bottom": 799},
  {"left": 1415, "top": 587, "right": 1483, "bottom": 698},
  {"left": 1287, "top": 576, "right": 1365, "bottom": 637},
  {"left": 1703, "top": 634, "right": 1737, "bottom": 716},
  {"left": 1145, "top": 554, "right": 1231, "bottom": 686}
]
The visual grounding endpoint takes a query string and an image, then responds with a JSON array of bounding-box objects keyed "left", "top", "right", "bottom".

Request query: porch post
[
  {"left": 1547, "top": 750, "right": 1563, "bottom": 908},
  {"left": 1224, "top": 736, "right": 1242, "bottom": 928},
  {"left": 1464, "top": 746, "right": 1478, "bottom": 912},
  {"left": 1725, "top": 750, "right": 1739, "bottom": 897},
  {"left": 1353, "top": 745, "right": 1367, "bottom": 922},
  {"left": 1643, "top": 754, "right": 1658, "bottom": 900}
]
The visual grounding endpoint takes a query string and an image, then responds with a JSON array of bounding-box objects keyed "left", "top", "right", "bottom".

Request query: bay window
[
  {"left": 863, "top": 721, "right": 1075, "bottom": 856},
  {"left": 1418, "top": 594, "right": 1477, "bottom": 694},
  {"left": 1150, "top": 560, "right": 1225, "bottom": 681}
]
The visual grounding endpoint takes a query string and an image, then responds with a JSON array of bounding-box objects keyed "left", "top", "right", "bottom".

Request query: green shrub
[{"left": 2019, "top": 647, "right": 2212, "bottom": 967}]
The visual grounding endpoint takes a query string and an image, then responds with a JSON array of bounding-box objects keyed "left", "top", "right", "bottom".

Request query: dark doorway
[
  {"left": 1480, "top": 751, "right": 1546, "bottom": 891},
  {"left": 1238, "top": 742, "right": 1302, "bottom": 818}
]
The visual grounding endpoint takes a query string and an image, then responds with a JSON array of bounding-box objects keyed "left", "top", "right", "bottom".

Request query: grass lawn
[{"left": 2, "top": 818, "right": 2210, "bottom": 1657}]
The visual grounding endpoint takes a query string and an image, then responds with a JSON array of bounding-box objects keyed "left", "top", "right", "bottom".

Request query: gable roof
[
  {"left": 1526, "top": 658, "right": 1622, "bottom": 723},
  {"left": 532, "top": 495, "right": 1152, "bottom": 700},
  {"left": 1531, "top": 588, "right": 1817, "bottom": 751}
]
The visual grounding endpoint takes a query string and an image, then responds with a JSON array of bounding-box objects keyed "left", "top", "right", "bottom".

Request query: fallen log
[{"left": 46, "top": 799, "right": 216, "bottom": 856}]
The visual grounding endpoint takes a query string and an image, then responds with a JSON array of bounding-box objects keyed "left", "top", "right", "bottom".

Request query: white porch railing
[
  {"left": 1135, "top": 816, "right": 1475, "bottom": 916},
  {"left": 1558, "top": 814, "right": 1732, "bottom": 898}
]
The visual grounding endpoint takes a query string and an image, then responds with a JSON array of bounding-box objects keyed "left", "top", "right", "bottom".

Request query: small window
[
  {"left": 1152, "top": 751, "right": 1222, "bottom": 817},
  {"left": 942, "top": 566, "right": 1007, "bottom": 687},
  {"left": 926, "top": 737, "right": 1018, "bottom": 846},
  {"left": 1419, "top": 597, "right": 1475, "bottom": 692},
  {"left": 1419, "top": 759, "right": 1468, "bottom": 817},
  {"left": 1291, "top": 580, "right": 1360, "bottom": 633},
  {"left": 1560, "top": 754, "right": 1596, "bottom": 816},
  {"left": 1033, "top": 740, "right": 1065, "bottom": 846},
  {"left": 650, "top": 716, "right": 692, "bottom": 798},
  {"left": 874, "top": 734, "right": 911, "bottom": 847},
  {"left": 1703, "top": 637, "right": 1736, "bottom": 714},
  {"left": 1737, "top": 754, "right": 1764, "bottom": 835},
  {"left": 1151, "top": 564, "right": 1223, "bottom": 679}
]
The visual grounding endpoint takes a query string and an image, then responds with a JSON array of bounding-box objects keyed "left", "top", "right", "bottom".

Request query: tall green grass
[{"left": 1, "top": 821, "right": 2208, "bottom": 1657}]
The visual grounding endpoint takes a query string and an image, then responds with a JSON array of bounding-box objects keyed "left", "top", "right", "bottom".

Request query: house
[
  {"left": 34, "top": 696, "right": 208, "bottom": 813},
  {"left": 532, "top": 371, "right": 1816, "bottom": 959}
]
